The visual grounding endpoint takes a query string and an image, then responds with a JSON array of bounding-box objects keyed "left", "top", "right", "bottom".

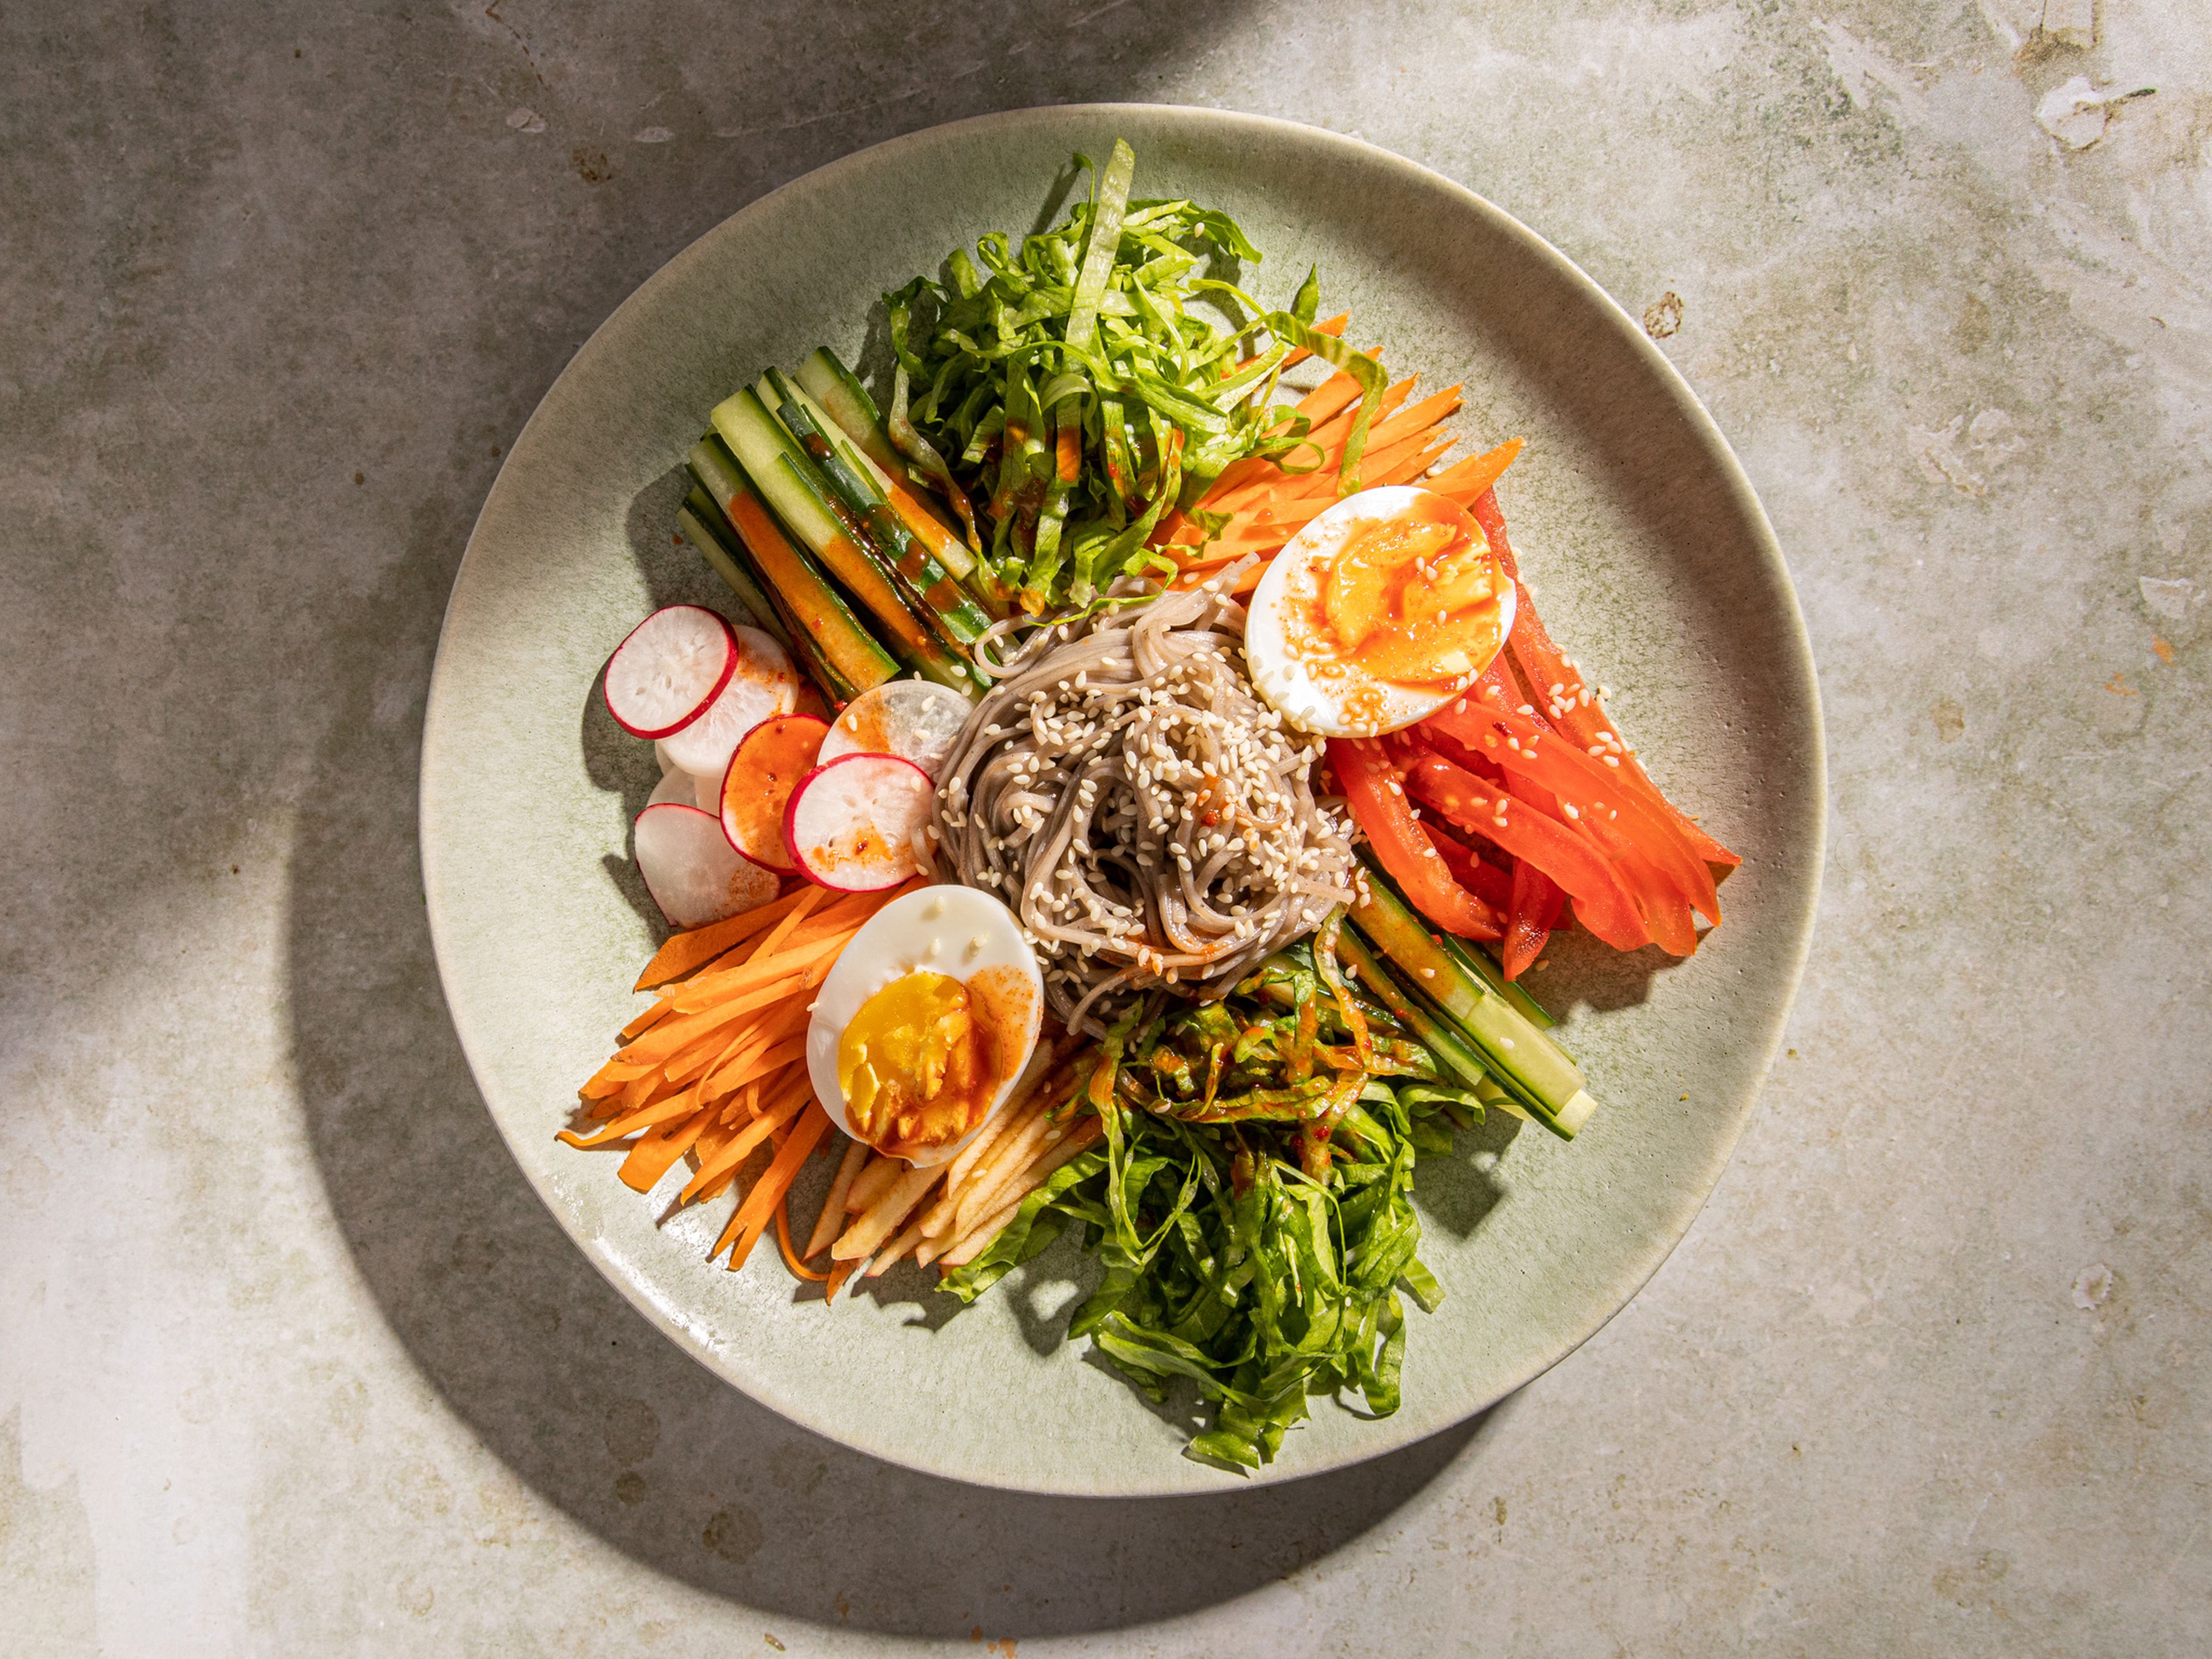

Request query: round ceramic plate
[{"left": 421, "top": 105, "right": 1823, "bottom": 1497}]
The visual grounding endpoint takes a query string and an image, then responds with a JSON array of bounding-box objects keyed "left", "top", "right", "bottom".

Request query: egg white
[
  {"left": 805, "top": 884, "right": 1044, "bottom": 1166},
  {"left": 1244, "top": 485, "right": 1515, "bottom": 738}
]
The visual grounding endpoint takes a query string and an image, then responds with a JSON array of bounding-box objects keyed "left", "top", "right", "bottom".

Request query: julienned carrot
[
  {"left": 632, "top": 887, "right": 814, "bottom": 991},
  {"left": 744, "top": 883, "right": 828, "bottom": 963},
  {"left": 715, "top": 1101, "right": 833, "bottom": 1270},
  {"left": 775, "top": 1199, "right": 831, "bottom": 1282},
  {"left": 618, "top": 1109, "right": 711, "bottom": 1192},
  {"left": 681, "top": 1073, "right": 814, "bottom": 1203},
  {"left": 669, "top": 937, "right": 842, "bottom": 1013},
  {"left": 704, "top": 1031, "right": 809, "bottom": 1096},
  {"left": 1193, "top": 378, "right": 1422, "bottom": 522},
  {"left": 1426, "top": 437, "right": 1522, "bottom": 506},
  {"left": 1145, "top": 359, "right": 1360, "bottom": 536}
]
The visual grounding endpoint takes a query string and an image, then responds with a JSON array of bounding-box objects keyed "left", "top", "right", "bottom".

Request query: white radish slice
[
  {"left": 633, "top": 803, "right": 779, "bottom": 927},
  {"left": 816, "top": 679, "right": 975, "bottom": 782},
  {"left": 653, "top": 738, "right": 682, "bottom": 776},
  {"left": 603, "top": 606, "right": 736, "bottom": 738},
  {"left": 657, "top": 625, "right": 800, "bottom": 777},
  {"left": 783, "top": 753, "right": 934, "bottom": 892},
  {"left": 649, "top": 768, "right": 702, "bottom": 809},
  {"left": 691, "top": 771, "right": 721, "bottom": 812}
]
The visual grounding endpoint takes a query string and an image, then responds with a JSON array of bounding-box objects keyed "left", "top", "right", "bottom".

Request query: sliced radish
[
  {"left": 691, "top": 771, "right": 721, "bottom": 812},
  {"left": 783, "top": 753, "right": 935, "bottom": 892},
  {"left": 649, "top": 767, "right": 702, "bottom": 809},
  {"left": 633, "top": 802, "right": 779, "bottom": 927},
  {"left": 657, "top": 625, "right": 800, "bottom": 777},
  {"left": 721, "top": 713, "right": 830, "bottom": 872},
  {"left": 603, "top": 606, "right": 737, "bottom": 738},
  {"left": 816, "top": 678, "right": 974, "bottom": 782}
]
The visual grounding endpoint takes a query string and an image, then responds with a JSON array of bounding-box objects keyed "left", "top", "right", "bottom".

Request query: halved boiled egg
[
  {"left": 1244, "top": 485, "right": 1516, "bottom": 737},
  {"left": 805, "top": 885, "right": 1043, "bottom": 1167}
]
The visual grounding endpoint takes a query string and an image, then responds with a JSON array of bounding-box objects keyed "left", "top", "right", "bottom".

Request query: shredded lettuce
[
  {"left": 882, "top": 140, "right": 1385, "bottom": 613},
  {"left": 940, "top": 925, "right": 1477, "bottom": 1472}
]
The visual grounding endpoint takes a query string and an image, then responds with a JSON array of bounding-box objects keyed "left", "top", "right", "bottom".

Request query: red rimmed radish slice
[
  {"left": 658, "top": 625, "right": 799, "bottom": 777},
  {"left": 816, "top": 678, "right": 974, "bottom": 782},
  {"left": 603, "top": 605, "right": 736, "bottom": 738},
  {"left": 720, "top": 713, "right": 830, "bottom": 872},
  {"left": 784, "top": 753, "right": 934, "bottom": 892},
  {"left": 633, "top": 802, "right": 779, "bottom": 928}
]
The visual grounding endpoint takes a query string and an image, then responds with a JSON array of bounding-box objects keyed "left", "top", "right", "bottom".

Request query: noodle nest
[{"left": 934, "top": 579, "right": 1356, "bottom": 1036}]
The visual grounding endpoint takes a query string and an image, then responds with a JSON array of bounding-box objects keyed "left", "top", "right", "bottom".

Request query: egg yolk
[
  {"left": 1306, "top": 509, "right": 1507, "bottom": 688},
  {"left": 836, "top": 969, "right": 1014, "bottom": 1154}
]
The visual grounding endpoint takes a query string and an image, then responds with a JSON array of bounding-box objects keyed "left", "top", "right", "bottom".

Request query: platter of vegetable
[{"left": 420, "top": 105, "right": 1823, "bottom": 1496}]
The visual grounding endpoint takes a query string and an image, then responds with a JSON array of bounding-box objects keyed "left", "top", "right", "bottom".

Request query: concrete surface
[{"left": 2, "top": 1, "right": 2205, "bottom": 1654}]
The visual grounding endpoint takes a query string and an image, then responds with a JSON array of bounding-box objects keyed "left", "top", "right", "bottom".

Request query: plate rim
[{"left": 421, "top": 101, "right": 1827, "bottom": 1497}]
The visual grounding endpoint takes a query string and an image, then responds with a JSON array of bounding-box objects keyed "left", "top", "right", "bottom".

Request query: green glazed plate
[{"left": 421, "top": 105, "right": 1823, "bottom": 1496}]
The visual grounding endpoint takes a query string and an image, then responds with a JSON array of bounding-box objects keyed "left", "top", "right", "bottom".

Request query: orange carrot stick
[
  {"left": 669, "top": 942, "right": 836, "bottom": 1015},
  {"left": 632, "top": 887, "right": 813, "bottom": 991},
  {"left": 715, "top": 1101, "right": 832, "bottom": 1268},
  {"left": 775, "top": 1198, "right": 831, "bottom": 1281},
  {"left": 617, "top": 1106, "right": 710, "bottom": 1192},
  {"left": 681, "top": 1074, "right": 814, "bottom": 1203},
  {"left": 1426, "top": 437, "right": 1523, "bottom": 506}
]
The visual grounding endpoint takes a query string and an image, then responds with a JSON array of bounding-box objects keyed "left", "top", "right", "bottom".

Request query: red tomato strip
[
  {"left": 1469, "top": 487, "right": 1740, "bottom": 870},
  {"left": 1402, "top": 751, "right": 1649, "bottom": 952},
  {"left": 1502, "top": 858, "right": 1566, "bottom": 980},
  {"left": 1429, "top": 827, "right": 1514, "bottom": 911},
  {"left": 1425, "top": 695, "right": 1722, "bottom": 926},
  {"left": 1329, "top": 737, "right": 1504, "bottom": 941}
]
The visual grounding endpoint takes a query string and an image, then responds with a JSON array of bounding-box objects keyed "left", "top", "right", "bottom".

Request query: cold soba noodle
[{"left": 935, "top": 576, "right": 1358, "bottom": 1035}]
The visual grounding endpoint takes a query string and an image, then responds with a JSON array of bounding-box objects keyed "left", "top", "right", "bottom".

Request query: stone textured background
[{"left": 2, "top": 2, "right": 2205, "bottom": 1654}]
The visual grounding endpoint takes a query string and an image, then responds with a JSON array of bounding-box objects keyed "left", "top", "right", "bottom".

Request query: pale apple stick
[
  {"left": 938, "top": 1118, "right": 1104, "bottom": 1270},
  {"left": 866, "top": 1219, "right": 929, "bottom": 1277},
  {"left": 938, "top": 1197, "right": 1026, "bottom": 1269},
  {"left": 921, "top": 1092, "right": 1046, "bottom": 1238},
  {"left": 923, "top": 1047, "right": 1075, "bottom": 1233},
  {"left": 952, "top": 1103, "right": 1063, "bottom": 1234},
  {"left": 832, "top": 1164, "right": 942, "bottom": 1260},
  {"left": 843, "top": 1153, "right": 903, "bottom": 1215},
  {"left": 805, "top": 1139, "right": 869, "bottom": 1259}
]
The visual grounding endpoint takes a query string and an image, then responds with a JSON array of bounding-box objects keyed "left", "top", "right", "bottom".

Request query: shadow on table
[
  {"left": 292, "top": 464, "right": 1508, "bottom": 1639},
  {"left": 290, "top": 563, "right": 1494, "bottom": 1638},
  {"left": 284, "top": 0, "right": 1523, "bottom": 1638}
]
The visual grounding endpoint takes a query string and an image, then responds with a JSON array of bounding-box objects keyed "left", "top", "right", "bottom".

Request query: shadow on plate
[{"left": 295, "top": 456, "right": 1505, "bottom": 1645}]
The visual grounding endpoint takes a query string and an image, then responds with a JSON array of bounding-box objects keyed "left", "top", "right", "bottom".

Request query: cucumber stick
[
  {"left": 796, "top": 347, "right": 900, "bottom": 475},
  {"left": 1334, "top": 927, "right": 1531, "bottom": 1124},
  {"left": 759, "top": 369, "right": 991, "bottom": 645},
  {"left": 1349, "top": 851, "right": 1594, "bottom": 1139},
  {"left": 685, "top": 436, "right": 897, "bottom": 700},
  {"left": 673, "top": 493, "right": 779, "bottom": 640},
  {"left": 680, "top": 486, "right": 857, "bottom": 705},
  {"left": 772, "top": 370, "right": 981, "bottom": 589},
  {"left": 709, "top": 389, "right": 971, "bottom": 694}
]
